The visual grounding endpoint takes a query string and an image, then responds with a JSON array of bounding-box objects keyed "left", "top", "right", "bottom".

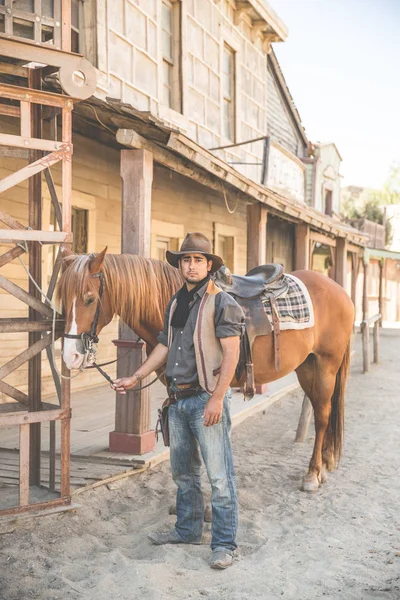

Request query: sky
[{"left": 269, "top": 0, "right": 400, "bottom": 189}]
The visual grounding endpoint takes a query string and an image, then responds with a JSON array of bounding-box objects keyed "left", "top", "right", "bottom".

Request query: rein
[{"left": 63, "top": 271, "right": 161, "bottom": 391}]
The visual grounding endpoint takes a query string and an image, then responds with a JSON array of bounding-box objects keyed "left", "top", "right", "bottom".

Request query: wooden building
[{"left": 1, "top": 0, "right": 367, "bottom": 456}]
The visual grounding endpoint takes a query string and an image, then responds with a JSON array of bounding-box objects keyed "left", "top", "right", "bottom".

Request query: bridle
[
  {"left": 63, "top": 271, "right": 161, "bottom": 390},
  {"left": 63, "top": 271, "right": 104, "bottom": 367}
]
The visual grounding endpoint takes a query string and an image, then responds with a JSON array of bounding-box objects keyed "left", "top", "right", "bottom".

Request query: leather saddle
[{"left": 215, "top": 264, "right": 287, "bottom": 400}]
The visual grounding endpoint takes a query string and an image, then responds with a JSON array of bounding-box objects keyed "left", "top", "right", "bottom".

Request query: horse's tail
[{"left": 329, "top": 341, "right": 351, "bottom": 465}]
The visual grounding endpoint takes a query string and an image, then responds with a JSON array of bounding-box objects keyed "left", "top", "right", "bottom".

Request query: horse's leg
[{"left": 296, "top": 355, "right": 338, "bottom": 492}]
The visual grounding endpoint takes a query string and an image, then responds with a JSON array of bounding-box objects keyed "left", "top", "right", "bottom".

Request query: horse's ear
[
  {"left": 60, "top": 246, "right": 75, "bottom": 258},
  {"left": 89, "top": 246, "right": 108, "bottom": 274}
]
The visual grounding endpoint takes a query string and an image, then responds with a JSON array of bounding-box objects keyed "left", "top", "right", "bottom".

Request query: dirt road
[{"left": 1, "top": 330, "right": 399, "bottom": 600}]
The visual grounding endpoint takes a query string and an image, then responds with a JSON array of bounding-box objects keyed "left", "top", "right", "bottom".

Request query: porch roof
[{"left": 74, "top": 97, "right": 368, "bottom": 248}]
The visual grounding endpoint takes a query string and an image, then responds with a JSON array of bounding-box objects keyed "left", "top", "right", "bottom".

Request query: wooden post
[
  {"left": 294, "top": 223, "right": 310, "bottom": 270},
  {"left": 335, "top": 237, "right": 347, "bottom": 288},
  {"left": 27, "top": 69, "right": 42, "bottom": 486},
  {"left": 362, "top": 323, "right": 370, "bottom": 373},
  {"left": 350, "top": 253, "right": 359, "bottom": 308},
  {"left": 378, "top": 259, "right": 384, "bottom": 325},
  {"left": 246, "top": 204, "right": 268, "bottom": 393},
  {"left": 109, "top": 149, "right": 155, "bottom": 455},
  {"left": 362, "top": 261, "right": 369, "bottom": 323},
  {"left": 247, "top": 204, "right": 267, "bottom": 272},
  {"left": 373, "top": 320, "right": 379, "bottom": 364},
  {"left": 295, "top": 394, "right": 313, "bottom": 442}
]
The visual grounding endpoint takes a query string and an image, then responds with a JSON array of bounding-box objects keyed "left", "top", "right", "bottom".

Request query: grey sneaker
[
  {"left": 148, "top": 529, "right": 201, "bottom": 545},
  {"left": 210, "top": 550, "right": 233, "bottom": 569}
]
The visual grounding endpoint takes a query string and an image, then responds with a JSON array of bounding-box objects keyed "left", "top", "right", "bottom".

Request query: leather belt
[{"left": 168, "top": 385, "right": 204, "bottom": 401}]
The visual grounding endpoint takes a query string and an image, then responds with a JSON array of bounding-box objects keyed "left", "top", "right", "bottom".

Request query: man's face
[{"left": 179, "top": 253, "right": 212, "bottom": 284}]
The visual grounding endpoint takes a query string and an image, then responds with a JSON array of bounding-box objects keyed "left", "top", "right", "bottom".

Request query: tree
[{"left": 378, "top": 162, "right": 400, "bottom": 205}]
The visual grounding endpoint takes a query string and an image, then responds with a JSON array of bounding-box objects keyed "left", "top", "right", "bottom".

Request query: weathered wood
[
  {"left": 373, "top": 320, "right": 379, "bottom": 364},
  {"left": 362, "top": 262, "right": 369, "bottom": 323},
  {"left": 0, "top": 408, "right": 68, "bottom": 427},
  {"left": 46, "top": 248, "right": 63, "bottom": 304},
  {"left": 0, "top": 332, "right": 60, "bottom": 381},
  {"left": 0, "top": 104, "right": 20, "bottom": 118},
  {"left": 45, "top": 345, "right": 62, "bottom": 404},
  {"left": 19, "top": 424, "right": 30, "bottom": 506},
  {"left": 0, "top": 275, "right": 53, "bottom": 318},
  {"left": 0, "top": 319, "right": 60, "bottom": 333},
  {"left": 247, "top": 204, "right": 267, "bottom": 271},
  {"left": 0, "top": 245, "right": 25, "bottom": 268},
  {"left": 44, "top": 169, "right": 63, "bottom": 229},
  {"left": 0, "top": 149, "right": 64, "bottom": 195},
  {"left": 294, "top": 223, "right": 310, "bottom": 270},
  {"left": 0, "top": 497, "right": 71, "bottom": 518},
  {"left": 0, "top": 62, "right": 28, "bottom": 78},
  {"left": 378, "top": 260, "right": 384, "bottom": 325},
  {"left": 110, "top": 149, "right": 154, "bottom": 454},
  {"left": 0, "top": 83, "right": 75, "bottom": 109},
  {"left": 116, "top": 129, "right": 366, "bottom": 246},
  {"left": 49, "top": 422, "right": 56, "bottom": 492},
  {"left": 0, "top": 381, "right": 29, "bottom": 405},
  {"left": 309, "top": 230, "right": 336, "bottom": 248},
  {"left": 295, "top": 394, "right": 313, "bottom": 442},
  {"left": 335, "top": 237, "right": 347, "bottom": 288},
  {"left": 362, "top": 323, "right": 370, "bottom": 373},
  {"left": 0, "top": 133, "right": 68, "bottom": 153},
  {"left": 0, "top": 229, "right": 72, "bottom": 243},
  {"left": 0, "top": 210, "right": 25, "bottom": 230}
]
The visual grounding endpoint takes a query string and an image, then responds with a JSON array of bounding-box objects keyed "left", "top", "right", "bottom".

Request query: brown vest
[{"left": 168, "top": 280, "right": 222, "bottom": 394}]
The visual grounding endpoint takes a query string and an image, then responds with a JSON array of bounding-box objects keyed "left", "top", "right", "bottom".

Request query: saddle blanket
[{"left": 262, "top": 274, "right": 314, "bottom": 330}]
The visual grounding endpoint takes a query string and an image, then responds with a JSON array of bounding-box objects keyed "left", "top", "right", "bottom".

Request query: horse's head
[{"left": 57, "top": 246, "right": 112, "bottom": 370}]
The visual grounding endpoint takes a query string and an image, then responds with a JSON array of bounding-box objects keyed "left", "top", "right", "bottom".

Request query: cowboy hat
[{"left": 166, "top": 232, "right": 223, "bottom": 273}]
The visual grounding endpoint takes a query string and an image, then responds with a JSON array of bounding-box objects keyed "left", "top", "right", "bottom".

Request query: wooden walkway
[{"left": 0, "top": 373, "right": 298, "bottom": 509}]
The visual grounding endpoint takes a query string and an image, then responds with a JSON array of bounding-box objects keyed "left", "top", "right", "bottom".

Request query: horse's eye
[{"left": 85, "top": 297, "right": 95, "bottom": 306}]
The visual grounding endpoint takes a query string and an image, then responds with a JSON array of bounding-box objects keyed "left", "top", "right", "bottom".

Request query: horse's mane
[{"left": 57, "top": 253, "right": 183, "bottom": 331}]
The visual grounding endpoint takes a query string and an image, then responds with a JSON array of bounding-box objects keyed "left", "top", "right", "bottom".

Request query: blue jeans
[{"left": 168, "top": 389, "right": 238, "bottom": 553}]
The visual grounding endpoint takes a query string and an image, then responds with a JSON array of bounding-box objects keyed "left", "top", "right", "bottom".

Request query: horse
[{"left": 57, "top": 246, "right": 354, "bottom": 493}]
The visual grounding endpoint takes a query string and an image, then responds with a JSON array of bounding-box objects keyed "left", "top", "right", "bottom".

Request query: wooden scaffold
[{"left": 0, "top": 0, "right": 96, "bottom": 516}]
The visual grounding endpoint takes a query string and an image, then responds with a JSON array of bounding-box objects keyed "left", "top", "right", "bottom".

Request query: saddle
[{"left": 215, "top": 264, "right": 288, "bottom": 400}]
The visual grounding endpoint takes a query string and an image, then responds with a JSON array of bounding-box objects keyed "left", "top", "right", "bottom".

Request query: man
[{"left": 113, "top": 232, "right": 244, "bottom": 569}]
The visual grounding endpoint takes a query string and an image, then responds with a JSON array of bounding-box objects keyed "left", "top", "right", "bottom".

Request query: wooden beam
[
  {"left": 109, "top": 149, "right": 155, "bottom": 455},
  {"left": 0, "top": 332, "right": 60, "bottom": 381},
  {"left": 0, "top": 133, "right": 71, "bottom": 153},
  {"left": 247, "top": 204, "right": 267, "bottom": 271},
  {"left": 0, "top": 229, "right": 72, "bottom": 243},
  {"left": 310, "top": 230, "right": 336, "bottom": 247},
  {"left": 335, "top": 237, "right": 347, "bottom": 288},
  {"left": 19, "top": 424, "right": 30, "bottom": 506},
  {"left": 0, "top": 209, "right": 25, "bottom": 230},
  {"left": 0, "top": 318, "right": 60, "bottom": 333},
  {"left": 0, "top": 407, "right": 68, "bottom": 427},
  {"left": 0, "top": 149, "right": 65, "bottom": 194},
  {"left": 0, "top": 381, "right": 29, "bottom": 405},
  {"left": 0, "top": 104, "right": 20, "bottom": 118},
  {"left": 0, "top": 275, "right": 54, "bottom": 318},
  {"left": 294, "top": 223, "right": 310, "bottom": 270},
  {"left": 44, "top": 169, "right": 63, "bottom": 229},
  {"left": 0, "top": 245, "right": 26, "bottom": 268}
]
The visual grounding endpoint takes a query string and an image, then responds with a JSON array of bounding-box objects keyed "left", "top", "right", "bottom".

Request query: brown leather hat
[{"left": 166, "top": 232, "right": 223, "bottom": 273}]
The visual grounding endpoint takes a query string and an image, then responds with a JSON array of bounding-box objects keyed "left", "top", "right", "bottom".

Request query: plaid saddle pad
[{"left": 262, "top": 274, "right": 314, "bottom": 330}]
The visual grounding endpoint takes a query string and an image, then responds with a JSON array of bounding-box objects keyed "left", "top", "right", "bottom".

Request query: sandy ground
[{"left": 1, "top": 329, "right": 400, "bottom": 600}]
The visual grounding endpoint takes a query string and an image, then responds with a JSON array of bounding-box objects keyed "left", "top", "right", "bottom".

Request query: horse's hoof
[
  {"left": 168, "top": 504, "right": 177, "bottom": 515},
  {"left": 319, "top": 466, "right": 328, "bottom": 484},
  {"left": 302, "top": 473, "right": 319, "bottom": 493},
  {"left": 204, "top": 504, "right": 212, "bottom": 523}
]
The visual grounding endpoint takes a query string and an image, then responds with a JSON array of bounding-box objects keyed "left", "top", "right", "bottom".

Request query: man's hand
[
  {"left": 112, "top": 375, "right": 139, "bottom": 394},
  {"left": 203, "top": 395, "right": 224, "bottom": 427}
]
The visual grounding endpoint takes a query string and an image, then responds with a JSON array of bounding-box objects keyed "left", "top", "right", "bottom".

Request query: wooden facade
[{"left": 1, "top": 0, "right": 369, "bottom": 462}]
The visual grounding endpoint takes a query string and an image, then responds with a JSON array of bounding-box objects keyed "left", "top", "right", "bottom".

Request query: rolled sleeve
[
  {"left": 157, "top": 297, "right": 174, "bottom": 347},
  {"left": 215, "top": 293, "right": 245, "bottom": 339}
]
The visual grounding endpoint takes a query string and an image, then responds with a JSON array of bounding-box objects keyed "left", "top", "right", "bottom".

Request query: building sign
[{"left": 268, "top": 143, "right": 305, "bottom": 203}]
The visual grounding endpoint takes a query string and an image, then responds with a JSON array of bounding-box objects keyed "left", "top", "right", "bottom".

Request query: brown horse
[{"left": 57, "top": 247, "right": 354, "bottom": 493}]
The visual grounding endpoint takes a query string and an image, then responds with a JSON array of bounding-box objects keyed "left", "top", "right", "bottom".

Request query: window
[
  {"left": 222, "top": 44, "right": 235, "bottom": 141},
  {"left": 214, "top": 223, "right": 238, "bottom": 273},
  {"left": 151, "top": 220, "right": 184, "bottom": 261},
  {"left": 324, "top": 189, "right": 333, "bottom": 216},
  {"left": 161, "top": 1, "right": 181, "bottom": 111}
]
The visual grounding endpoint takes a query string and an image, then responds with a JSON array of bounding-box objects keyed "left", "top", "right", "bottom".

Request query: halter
[{"left": 62, "top": 271, "right": 161, "bottom": 390}]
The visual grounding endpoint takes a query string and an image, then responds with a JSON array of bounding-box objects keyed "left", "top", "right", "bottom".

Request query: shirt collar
[{"left": 193, "top": 280, "right": 209, "bottom": 300}]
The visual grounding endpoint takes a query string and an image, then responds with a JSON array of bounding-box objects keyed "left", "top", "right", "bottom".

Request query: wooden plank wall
[{"left": 1, "top": 129, "right": 248, "bottom": 401}]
